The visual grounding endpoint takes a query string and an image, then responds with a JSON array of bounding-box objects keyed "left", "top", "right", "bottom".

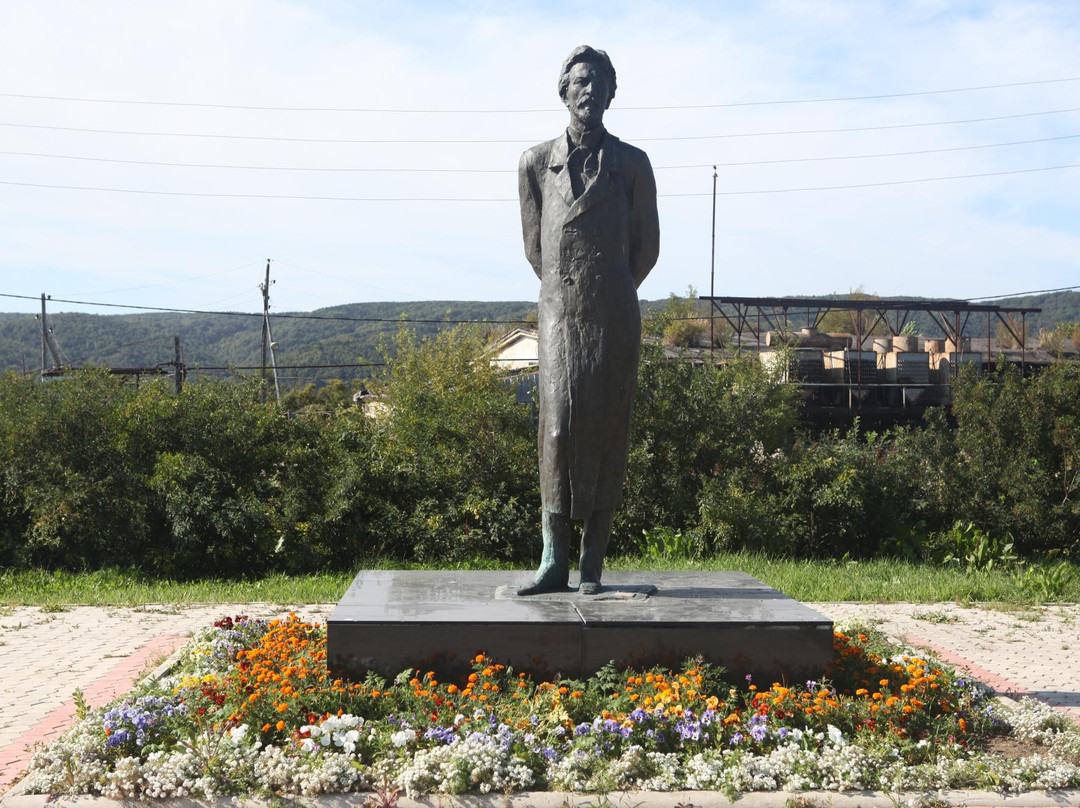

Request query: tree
[
  {"left": 615, "top": 346, "right": 798, "bottom": 554},
  {"left": 644, "top": 286, "right": 728, "bottom": 348},
  {"left": 816, "top": 287, "right": 888, "bottom": 338},
  {"left": 369, "top": 324, "right": 540, "bottom": 563}
]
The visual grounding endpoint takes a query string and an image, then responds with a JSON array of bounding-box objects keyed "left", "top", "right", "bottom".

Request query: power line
[
  {"left": 640, "top": 108, "right": 1080, "bottom": 142},
  {"left": 1, "top": 106, "right": 1077, "bottom": 144},
  {"left": 3, "top": 162, "right": 1078, "bottom": 202},
  {"left": 678, "top": 162, "right": 1080, "bottom": 195},
  {"left": 4, "top": 133, "right": 1078, "bottom": 174},
  {"left": 0, "top": 180, "right": 511, "bottom": 200},
  {"left": 1, "top": 75, "right": 1077, "bottom": 112},
  {"left": 0, "top": 291, "right": 533, "bottom": 324},
  {"left": 673, "top": 134, "right": 1080, "bottom": 170},
  {"left": 971, "top": 285, "right": 1080, "bottom": 302},
  {"left": 196, "top": 362, "right": 386, "bottom": 370}
]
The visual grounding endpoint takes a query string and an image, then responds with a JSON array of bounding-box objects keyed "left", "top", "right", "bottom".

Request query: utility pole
[
  {"left": 40, "top": 294, "right": 47, "bottom": 382},
  {"left": 260, "top": 262, "right": 270, "bottom": 401},
  {"left": 174, "top": 336, "right": 185, "bottom": 395},
  {"left": 265, "top": 309, "right": 281, "bottom": 404},
  {"left": 258, "top": 260, "right": 280, "bottom": 404},
  {"left": 38, "top": 293, "right": 63, "bottom": 382},
  {"left": 709, "top": 166, "right": 718, "bottom": 363}
]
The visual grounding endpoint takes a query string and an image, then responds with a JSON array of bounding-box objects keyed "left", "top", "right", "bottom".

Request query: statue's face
[{"left": 563, "top": 61, "right": 610, "bottom": 130}]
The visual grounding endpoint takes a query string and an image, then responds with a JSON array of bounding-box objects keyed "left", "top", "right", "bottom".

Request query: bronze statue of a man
[{"left": 517, "top": 45, "right": 660, "bottom": 596}]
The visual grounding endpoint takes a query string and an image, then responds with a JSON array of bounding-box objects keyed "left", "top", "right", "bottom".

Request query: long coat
[{"left": 518, "top": 129, "right": 660, "bottom": 519}]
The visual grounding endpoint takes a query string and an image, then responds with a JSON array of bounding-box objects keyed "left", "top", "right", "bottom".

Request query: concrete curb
[{"left": 6, "top": 789, "right": 1080, "bottom": 808}]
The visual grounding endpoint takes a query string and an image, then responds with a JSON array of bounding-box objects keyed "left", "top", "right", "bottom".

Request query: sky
[{"left": 0, "top": 0, "right": 1078, "bottom": 317}]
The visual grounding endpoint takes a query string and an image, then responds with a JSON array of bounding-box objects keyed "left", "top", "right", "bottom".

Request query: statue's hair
[{"left": 557, "top": 45, "right": 617, "bottom": 107}]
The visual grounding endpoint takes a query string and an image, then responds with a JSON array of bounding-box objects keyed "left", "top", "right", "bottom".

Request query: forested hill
[
  {"left": 0, "top": 301, "right": 539, "bottom": 387},
  {"left": 982, "top": 291, "right": 1080, "bottom": 326},
  {"left": 2, "top": 291, "right": 1077, "bottom": 387}
]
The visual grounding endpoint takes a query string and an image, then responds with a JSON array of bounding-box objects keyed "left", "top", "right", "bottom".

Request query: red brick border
[
  {"left": 0, "top": 634, "right": 188, "bottom": 794},
  {"left": 899, "top": 631, "right": 1080, "bottom": 725}
]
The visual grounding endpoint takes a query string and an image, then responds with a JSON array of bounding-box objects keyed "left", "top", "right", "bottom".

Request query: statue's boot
[
  {"left": 517, "top": 510, "right": 573, "bottom": 596},
  {"left": 578, "top": 509, "right": 614, "bottom": 595}
]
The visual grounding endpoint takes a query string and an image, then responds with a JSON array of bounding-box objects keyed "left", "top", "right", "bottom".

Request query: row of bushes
[{"left": 1, "top": 326, "right": 1078, "bottom": 577}]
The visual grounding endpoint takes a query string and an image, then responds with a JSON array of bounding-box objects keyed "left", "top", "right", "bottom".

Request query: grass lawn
[{"left": 1, "top": 553, "right": 1076, "bottom": 606}]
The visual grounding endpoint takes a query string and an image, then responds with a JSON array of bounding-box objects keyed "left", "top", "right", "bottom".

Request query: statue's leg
[
  {"left": 579, "top": 509, "right": 614, "bottom": 595},
  {"left": 516, "top": 510, "right": 573, "bottom": 596}
]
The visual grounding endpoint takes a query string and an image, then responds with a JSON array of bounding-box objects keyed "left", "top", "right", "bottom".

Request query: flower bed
[{"left": 20, "top": 614, "right": 1080, "bottom": 799}]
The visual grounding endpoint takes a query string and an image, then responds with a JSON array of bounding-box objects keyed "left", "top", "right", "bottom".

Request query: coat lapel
[
  {"left": 545, "top": 136, "right": 575, "bottom": 209},
  {"left": 566, "top": 135, "right": 620, "bottom": 224}
]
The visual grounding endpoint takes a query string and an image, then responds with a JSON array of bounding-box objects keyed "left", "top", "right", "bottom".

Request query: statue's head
[{"left": 558, "top": 46, "right": 617, "bottom": 130}]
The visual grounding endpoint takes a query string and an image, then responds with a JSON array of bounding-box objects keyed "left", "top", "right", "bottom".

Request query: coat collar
[{"left": 546, "top": 128, "right": 621, "bottom": 219}]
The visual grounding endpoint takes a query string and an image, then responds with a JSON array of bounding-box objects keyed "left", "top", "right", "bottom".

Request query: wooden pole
[{"left": 709, "top": 166, "right": 717, "bottom": 362}]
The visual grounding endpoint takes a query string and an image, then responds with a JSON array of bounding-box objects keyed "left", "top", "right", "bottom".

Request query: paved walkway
[{"left": 1, "top": 601, "right": 1077, "bottom": 798}]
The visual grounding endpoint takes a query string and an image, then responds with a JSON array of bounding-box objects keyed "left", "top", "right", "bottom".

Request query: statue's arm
[
  {"left": 518, "top": 149, "right": 543, "bottom": 279},
  {"left": 629, "top": 153, "right": 660, "bottom": 289}
]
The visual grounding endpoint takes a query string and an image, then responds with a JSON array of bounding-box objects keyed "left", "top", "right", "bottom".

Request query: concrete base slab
[{"left": 327, "top": 570, "right": 832, "bottom": 682}]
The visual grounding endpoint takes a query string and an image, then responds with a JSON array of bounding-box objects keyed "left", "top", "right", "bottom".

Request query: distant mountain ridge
[
  {"left": 2, "top": 292, "right": 1077, "bottom": 387},
  {"left": 0, "top": 301, "right": 539, "bottom": 386}
]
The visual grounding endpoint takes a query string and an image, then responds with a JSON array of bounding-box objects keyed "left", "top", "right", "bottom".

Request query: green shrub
[
  {"left": 2, "top": 333, "right": 1078, "bottom": 575},
  {"left": 616, "top": 345, "right": 798, "bottom": 554},
  {"left": 950, "top": 362, "right": 1080, "bottom": 557},
  {"left": 369, "top": 325, "right": 539, "bottom": 564}
]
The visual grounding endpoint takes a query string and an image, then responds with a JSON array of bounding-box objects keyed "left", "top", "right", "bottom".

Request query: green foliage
[
  {"left": 643, "top": 286, "right": 725, "bottom": 348},
  {"left": 367, "top": 325, "right": 539, "bottom": 563},
  {"left": 279, "top": 379, "right": 358, "bottom": 413},
  {"left": 638, "top": 527, "right": 695, "bottom": 560},
  {"left": 898, "top": 320, "right": 921, "bottom": 337},
  {"left": 1039, "top": 321, "right": 1080, "bottom": 356},
  {"left": 615, "top": 344, "right": 798, "bottom": 555},
  {"left": 0, "top": 325, "right": 538, "bottom": 576},
  {"left": 697, "top": 420, "right": 948, "bottom": 559},
  {"left": 936, "top": 521, "right": 1017, "bottom": 572},
  {"left": 1013, "top": 561, "right": 1074, "bottom": 603},
  {"left": 816, "top": 287, "right": 888, "bottom": 336},
  {"left": 3, "top": 319, "right": 1080, "bottom": 577},
  {"left": 949, "top": 362, "right": 1080, "bottom": 556}
]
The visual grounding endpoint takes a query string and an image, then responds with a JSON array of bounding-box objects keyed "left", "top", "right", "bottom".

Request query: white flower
[
  {"left": 333, "top": 729, "right": 360, "bottom": 754},
  {"left": 391, "top": 729, "right": 416, "bottom": 748},
  {"left": 827, "top": 724, "right": 846, "bottom": 746}
]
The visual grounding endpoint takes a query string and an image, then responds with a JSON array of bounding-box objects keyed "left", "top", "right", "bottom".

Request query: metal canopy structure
[{"left": 700, "top": 295, "right": 1041, "bottom": 368}]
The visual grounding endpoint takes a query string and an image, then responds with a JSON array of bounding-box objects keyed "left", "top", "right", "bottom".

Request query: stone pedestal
[{"left": 327, "top": 570, "right": 832, "bottom": 683}]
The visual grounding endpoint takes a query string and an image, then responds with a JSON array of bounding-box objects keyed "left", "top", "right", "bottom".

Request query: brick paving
[
  {"left": 816, "top": 601, "right": 1080, "bottom": 720},
  {"left": 0, "top": 601, "right": 1077, "bottom": 797}
]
